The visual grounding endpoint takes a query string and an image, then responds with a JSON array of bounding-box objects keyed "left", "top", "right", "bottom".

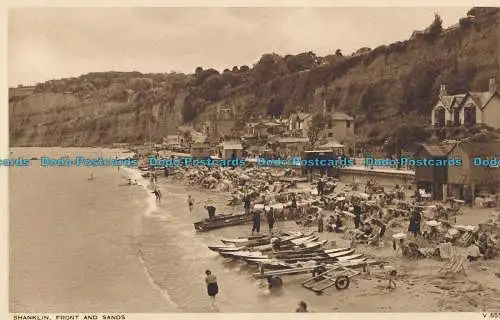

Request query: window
[
  {"left": 328, "top": 121, "right": 333, "bottom": 129},
  {"left": 434, "top": 107, "right": 445, "bottom": 128},
  {"left": 464, "top": 104, "right": 476, "bottom": 126},
  {"left": 328, "top": 133, "right": 333, "bottom": 137},
  {"left": 346, "top": 121, "right": 351, "bottom": 128},
  {"left": 453, "top": 109, "right": 461, "bottom": 126}
]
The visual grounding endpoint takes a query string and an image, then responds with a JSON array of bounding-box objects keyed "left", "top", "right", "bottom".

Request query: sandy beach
[{"left": 8, "top": 147, "right": 500, "bottom": 313}]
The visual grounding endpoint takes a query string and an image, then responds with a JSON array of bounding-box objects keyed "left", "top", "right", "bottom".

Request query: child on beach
[
  {"left": 205, "top": 270, "right": 219, "bottom": 307},
  {"left": 295, "top": 301, "right": 309, "bottom": 312},
  {"left": 152, "top": 188, "right": 161, "bottom": 204},
  {"left": 187, "top": 195, "right": 194, "bottom": 212}
]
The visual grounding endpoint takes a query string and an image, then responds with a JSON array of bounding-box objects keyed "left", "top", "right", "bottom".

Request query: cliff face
[{"left": 9, "top": 8, "right": 500, "bottom": 148}]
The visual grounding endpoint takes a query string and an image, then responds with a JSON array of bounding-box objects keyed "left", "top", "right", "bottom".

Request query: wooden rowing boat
[{"left": 194, "top": 212, "right": 254, "bottom": 232}]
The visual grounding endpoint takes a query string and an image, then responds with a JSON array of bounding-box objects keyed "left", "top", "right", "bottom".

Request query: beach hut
[
  {"left": 191, "top": 142, "right": 211, "bottom": 158},
  {"left": 413, "top": 143, "right": 454, "bottom": 201},
  {"left": 220, "top": 142, "right": 243, "bottom": 159}
]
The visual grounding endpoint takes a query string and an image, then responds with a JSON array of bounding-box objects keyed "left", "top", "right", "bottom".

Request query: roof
[
  {"left": 437, "top": 91, "right": 497, "bottom": 111},
  {"left": 330, "top": 112, "right": 354, "bottom": 121},
  {"left": 469, "top": 92, "right": 495, "bottom": 110},
  {"left": 222, "top": 142, "right": 243, "bottom": 150},
  {"left": 277, "top": 137, "right": 310, "bottom": 144},
  {"left": 291, "top": 112, "right": 312, "bottom": 121},
  {"left": 318, "top": 141, "right": 344, "bottom": 149},
  {"left": 416, "top": 144, "right": 455, "bottom": 157},
  {"left": 191, "top": 142, "right": 209, "bottom": 147},
  {"left": 304, "top": 150, "right": 337, "bottom": 153},
  {"left": 262, "top": 122, "right": 282, "bottom": 127},
  {"left": 453, "top": 141, "right": 500, "bottom": 157}
]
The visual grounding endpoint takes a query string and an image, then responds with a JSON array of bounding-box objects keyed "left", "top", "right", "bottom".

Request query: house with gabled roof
[
  {"left": 320, "top": 101, "right": 355, "bottom": 143},
  {"left": 288, "top": 110, "right": 313, "bottom": 136},
  {"left": 431, "top": 77, "right": 500, "bottom": 128}
]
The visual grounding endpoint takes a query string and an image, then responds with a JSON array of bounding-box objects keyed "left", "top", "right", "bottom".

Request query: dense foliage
[{"left": 9, "top": 8, "right": 500, "bottom": 148}]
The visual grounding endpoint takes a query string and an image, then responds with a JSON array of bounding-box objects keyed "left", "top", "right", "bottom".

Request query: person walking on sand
[
  {"left": 205, "top": 270, "right": 219, "bottom": 307},
  {"left": 290, "top": 194, "right": 298, "bottom": 220},
  {"left": 152, "top": 187, "right": 161, "bottom": 204},
  {"left": 295, "top": 301, "right": 309, "bottom": 312},
  {"left": 252, "top": 210, "right": 261, "bottom": 235},
  {"left": 353, "top": 201, "right": 362, "bottom": 229},
  {"left": 187, "top": 195, "right": 194, "bottom": 212},
  {"left": 266, "top": 207, "right": 275, "bottom": 235},
  {"left": 243, "top": 193, "right": 252, "bottom": 215}
]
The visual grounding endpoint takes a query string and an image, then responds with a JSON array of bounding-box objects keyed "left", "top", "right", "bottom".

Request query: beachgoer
[
  {"left": 205, "top": 205, "right": 216, "bottom": 220},
  {"left": 353, "top": 202, "right": 362, "bottom": 229},
  {"left": 408, "top": 211, "right": 421, "bottom": 237},
  {"left": 334, "top": 215, "right": 343, "bottom": 233},
  {"left": 187, "top": 195, "right": 194, "bottom": 212},
  {"left": 267, "top": 208, "right": 275, "bottom": 234},
  {"left": 267, "top": 276, "right": 283, "bottom": 290},
  {"left": 244, "top": 194, "right": 251, "bottom": 215},
  {"left": 152, "top": 189, "right": 161, "bottom": 204},
  {"left": 252, "top": 211, "right": 261, "bottom": 235},
  {"left": 295, "top": 301, "right": 309, "bottom": 312},
  {"left": 291, "top": 195, "right": 298, "bottom": 219},
  {"left": 89, "top": 173, "right": 95, "bottom": 181},
  {"left": 317, "top": 210, "right": 324, "bottom": 233},
  {"left": 466, "top": 243, "right": 481, "bottom": 262},
  {"left": 205, "top": 270, "right": 219, "bottom": 305}
]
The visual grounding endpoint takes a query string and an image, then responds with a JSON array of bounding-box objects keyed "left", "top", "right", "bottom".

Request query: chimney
[
  {"left": 489, "top": 77, "right": 497, "bottom": 94},
  {"left": 323, "top": 100, "right": 327, "bottom": 115},
  {"left": 439, "top": 84, "right": 447, "bottom": 97}
]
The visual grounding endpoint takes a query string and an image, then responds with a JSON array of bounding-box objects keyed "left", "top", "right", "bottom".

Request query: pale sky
[{"left": 8, "top": 7, "right": 469, "bottom": 87}]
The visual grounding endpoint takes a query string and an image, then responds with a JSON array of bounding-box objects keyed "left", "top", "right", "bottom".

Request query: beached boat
[
  {"left": 273, "top": 240, "right": 328, "bottom": 256},
  {"left": 219, "top": 250, "right": 270, "bottom": 260},
  {"left": 207, "top": 244, "right": 246, "bottom": 253},
  {"left": 220, "top": 235, "right": 269, "bottom": 246},
  {"left": 194, "top": 212, "right": 254, "bottom": 232},
  {"left": 220, "top": 231, "right": 309, "bottom": 247}
]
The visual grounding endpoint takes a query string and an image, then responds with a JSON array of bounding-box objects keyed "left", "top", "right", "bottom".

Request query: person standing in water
[
  {"left": 205, "top": 270, "right": 219, "bottom": 307},
  {"left": 187, "top": 195, "right": 194, "bottom": 212}
]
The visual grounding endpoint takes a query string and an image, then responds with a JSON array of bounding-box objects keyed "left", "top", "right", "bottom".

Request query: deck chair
[
  {"left": 438, "top": 242, "right": 456, "bottom": 260},
  {"left": 439, "top": 254, "right": 466, "bottom": 275}
]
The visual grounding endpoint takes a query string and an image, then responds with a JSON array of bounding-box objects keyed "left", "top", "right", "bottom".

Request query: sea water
[{"left": 9, "top": 147, "right": 305, "bottom": 313}]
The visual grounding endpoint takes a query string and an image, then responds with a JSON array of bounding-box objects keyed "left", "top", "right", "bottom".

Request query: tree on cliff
[
  {"left": 267, "top": 97, "right": 285, "bottom": 117},
  {"left": 335, "top": 49, "right": 343, "bottom": 57},
  {"left": 253, "top": 53, "right": 289, "bottom": 83},
  {"left": 284, "top": 52, "right": 318, "bottom": 73},
  {"left": 428, "top": 13, "right": 443, "bottom": 36},
  {"left": 307, "top": 114, "right": 328, "bottom": 147}
]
